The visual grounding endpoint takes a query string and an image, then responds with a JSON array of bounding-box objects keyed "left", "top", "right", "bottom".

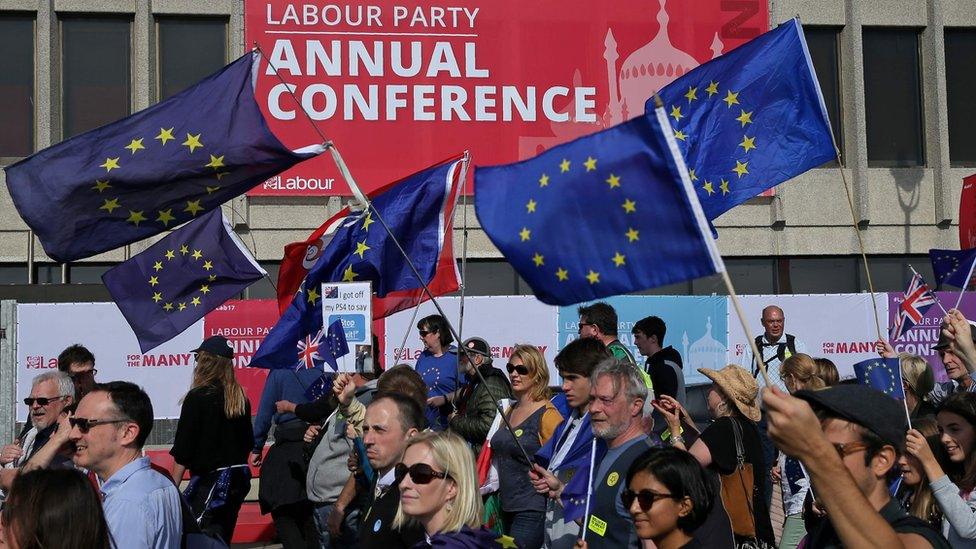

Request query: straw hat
[{"left": 697, "top": 365, "right": 761, "bottom": 422}]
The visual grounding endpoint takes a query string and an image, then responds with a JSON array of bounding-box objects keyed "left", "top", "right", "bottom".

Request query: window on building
[
  {"left": 69, "top": 263, "right": 112, "bottom": 284},
  {"left": 61, "top": 17, "right": 131, "bottom": 139},
  {"left": 244, "top": 262, "right": 279, "bottom": 299},
  {"left": 804, "top": 27, "right": 843, "bottom": 165},
  {"left": 945, "top": 28, "right": 976, "bottom": 166},
  {"left": 788, "top": 257, "right": 858, "bottom": 293},
  {"left": 0, "top": 14, "right": 35, "bottom": 158},
  {"left": 862, "top": 28, "right": 925, "bottom": 167},
  {"left": 692, "top": 258, "right": 777, "bottom": 295},
  {"left": 156, "top": 17, "right": 227, "bottom": 102}
]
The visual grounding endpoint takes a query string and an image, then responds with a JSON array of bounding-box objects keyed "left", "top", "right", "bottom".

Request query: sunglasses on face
[
  {"left": 506, "top": 363, "right": 530, "bottom": 376},
  {"left": 577, "top": 322, "right": 596, "bottom": 334},
  {"left": 69, "top": 368, "right": 97, "bottom": 378},
  {"left": 621, "top": 488, "right": 675, "bottom": 512},
  {"left": 832, "top": 441, "right": 869, "bottom": 459},
  {"left": 68, "top": 417, "right": 130, "bottom": 434},
  {"left": 395, "top": 462, "right": 451, "bottom": 485},
  {"left": 24, "top": 396, "right": 67, "bottom": 407},
  {"left": 418, "top": 330, "right": 433, "bottom": 337}
]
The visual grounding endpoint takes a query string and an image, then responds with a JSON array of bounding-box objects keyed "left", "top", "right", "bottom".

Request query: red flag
[
  {"left": 276, "top": 156, "right": 464, "bottom": 318},
  {"left": 961, "top": 174, "right": 976, "bottom": 250}
]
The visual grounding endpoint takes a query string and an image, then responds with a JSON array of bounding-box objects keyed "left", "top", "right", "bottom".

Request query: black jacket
[{"left": 449, "top": 364, "right": 513, "bottom": 446}]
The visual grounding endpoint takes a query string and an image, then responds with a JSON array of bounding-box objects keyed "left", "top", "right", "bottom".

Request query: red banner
[
  {"left": 961, "top": 174, "right": 976, "bottom": 249},
  {"left": 244, "top": 0, "right": 769, "bottom": 195}
]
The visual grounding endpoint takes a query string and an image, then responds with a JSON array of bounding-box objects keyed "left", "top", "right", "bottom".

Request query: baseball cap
[
  {"left": 933, "top": 320, "right": 976, "bottom": 351},
  {"left": 461, "top": 337, "right": 492, "bottom": 361},
  {"left": 794, "top": 385, "right": 907, "bottom": 448},
  {"left": 192, "top": 335, "right": 234, "bottom": 360}
]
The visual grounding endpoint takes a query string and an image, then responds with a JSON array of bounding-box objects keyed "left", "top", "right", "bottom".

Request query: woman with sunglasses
[
  {"left": 906, "top": 391, "right": 976, "bottom": 546},
  {"left": 490, "top": 344, "right": 563, "bottom": 549},
  {"left": 393, "top": 431, "right": 515, "bottom": 546},
  {"left": 169, "top": 336, "right": 254, "bottom": 544},
  {"left": 415, "top": 315, "right": 459, "bottom": 432}
]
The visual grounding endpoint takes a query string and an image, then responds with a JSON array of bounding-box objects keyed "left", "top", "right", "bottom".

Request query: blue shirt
[
  {"left": 415, "top": 349, "right": 458, "bottom": 430},
  {"left": 253, "top": 367, "right": 322, "bottom": 449},
  {"left": 100, "top": 456, "right": 182, "bottom": 549}
]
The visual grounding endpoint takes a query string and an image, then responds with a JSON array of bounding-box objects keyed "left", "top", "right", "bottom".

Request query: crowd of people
[{"left": 6, "top": 303, "right": 976, "bottom": 549}]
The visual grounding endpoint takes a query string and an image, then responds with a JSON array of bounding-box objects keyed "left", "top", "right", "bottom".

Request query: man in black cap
[
  {"left": 448, "top": 337, "right": 512, "bottom": 446},
  {"left": 764, "top": 384, "right": 949, "bottom": 548}
]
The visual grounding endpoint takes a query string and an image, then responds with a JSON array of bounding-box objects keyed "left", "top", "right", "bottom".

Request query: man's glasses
[
  {"left": 621, "top": 489, "right": 675, "bottom": 511},
  {"left": 832, "top": 441, "right": 869, "bottom": 459},
  {"left": 394, "top": 462, "right": 451, "bottom": 485},
  {"left": 506, "top": 363, "right": 530, "bottom": 376},
  {"left": 577, "top": 322, "right": 596, "bottom": 334},
  {"left": 68, "top": 417, "right": 130, "bottom": 434},
  {"left": 23, "top": 396, "right": 67, "bottom": 407},
  {"left": 69, "top": 368, "right": 97, "bottom": 378}
]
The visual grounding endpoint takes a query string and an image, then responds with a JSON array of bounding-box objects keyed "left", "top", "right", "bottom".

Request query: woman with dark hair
[
  {"left": 171, "top": 335, "right": 254, "bottom": 544},
  {"left": 415, "top": 314, "right": 459, "bottom": 431},
  {"left": 1, "top": 468, "right": 111, "bottom": 549},
  {"left": 897, "top": 417, "right": 944, "bottom": 530},
  {"left": 906, "top": 391, "right": 976, "bottom": 546}
]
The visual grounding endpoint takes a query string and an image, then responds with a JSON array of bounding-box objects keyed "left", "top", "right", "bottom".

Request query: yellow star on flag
[
  {"left": 626, "top": 227, "right": 640, "bottom": 242},
  {"left": 206, "top": 186, "right": 220, "bottom": 195},
  {"left": 127, "top": 210, "right": 146, "bottom": 226},
  {"left": 155, "top": 127, "right": 175, "bottom": 145},
  {"left": 199, "top": 284, "right": 210, "bottom": 294},
  {"left": 702, "top": 181, "right": 715, "bottom": 195},
  {"left": 208, "top": 274, "right": 217, "bottom": 282},
  {"left": 215, "top": 171, "right": 230, "bottom": 181},
  {"left": 670, "top": 105, "right": 683, "bottom": 121},
  {"left": 205, "top": 154, "right": 225, "bottom": 170},
  {"left": 362, "top": 212, "right": 374, "bottom": 231},
  {"left": 612, "top": 252, "right": 626, "bottom": 267},
  {"left": 526, "top": 199, "right": 537, "bottom": 213},
  {"left": 306, "top": 287, "right": 319, "bottom": 304},
  {"left": 733, "top": 160, "right": 749, "bottom": 178},
  {"left": 354, "top": 240, "right": 370, "bottom": 259},
  {"left": 622, "top": 199, "right": 636, "bottom": 214},
  {"left": 532, "top": 253, "right": 544, "bottom": 267},
  {"left": 606, "top": 174, "right": 620, "bottom": 189},
  {"left": 99, "top": 198, "right": 121, "bottom": 214},
  {"left": 180, "top": 245, "right": 189, "bottom": 255},
  {"left": 125, "top": 138, "right": 145, "bottom": 154},
  {"left": 674, "top": 129, "right": 687, "bottom": 141},
  {"left": 685, "top": 86, "right": 698, "bottom": 102},
  {"left": 178, "top": 302, "right": 187, "bottom": 311},
  {"left": 203, "top": 260, "right": 213, "bottom": 271},
  {"left": 100, "top": 157, "right": 120, "bottom": 172},
  {"left": 342, "top": 264, "right": 357, "bottom": 282},
  {"left": 164, "top": 250, "right": 175, "bottom": 260},
  {"left": 539, "top": 173, "right": 550, "bottom": 187},
  {"left": 495, "top": 535, "right": 519, "bottom": 549},
  {"left": 191, "top": 249, "right": 203, "bottom": 260},
  {"left": 182, "top": 133, "right": 203, "bottom": 153},
  {"left": 149, "top": 276, "right": 159, "bottom": 286},
  {"left": 184, "top": 200, "right": 203, "bottom": 216},
  {"left": 723, "top": 90, "right": 739, "bottom": 108},
  {"left": 739, "top": 135, "right": 756, "bottom": 153},
  {"left": 152, "top": 261, "right": 163, "bottom": 272},
  {"left": 584, "top": 156, "right": 597, "bottom": 172},
  {"left": 191, "top": 297, "right": 201, "bottom": 307},
  {"left": 156, "top": 209, "right": 175, "bottom": 227},
  {"left": 720, "top": 179, "right": 730, "bottom": 195},
  {"left": 92, "top": 180, "right": 111, "bottom": 193},
  {"left": 688, "top": 169, "right": 699, "bottom": 182},
  {"left": 163, "top": 302, "right": 173, "bottom": 311},
  {"left": 559, "top": 159, "right": 570, "bottom": 173},
  {"left": 152, "top": 292, "right": 162, "bottom": 303},
  {"left": 555, "top": 267, "right": 569, "bottom": 281},
  {"left": 586, "top": 270, "right": 600, "bottom": 284},
  {"left": 735, "top": 110, "right": 753, "bottom": 127},
  {"left": 519, "top": 227, "right": 531, "bottom": 242},
  {"left": 705, "top": 81, "right": 719, "bottom": 97}
]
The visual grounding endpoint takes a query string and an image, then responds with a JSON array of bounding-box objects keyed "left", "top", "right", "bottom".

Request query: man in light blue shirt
[{"left": 69, "top": 381, "right": 182, "bottom": 548}]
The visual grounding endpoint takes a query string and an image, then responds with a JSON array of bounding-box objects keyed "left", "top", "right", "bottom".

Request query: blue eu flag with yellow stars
[
  {"left": 5, "top": 51, "right": 324, "bottom": 263},
  {"left": 102, "top": 209, "right": 266, "bottom": 352},
  {"left": 648, "top": 18, "right": 835, "bottom": 221},
  {"left": 929, "top": 248, "right": 976, "bottom": 290},
  {"left": 853, "top": 358, "right": 905, "bottom": 400},
  {"left": 250, "top": 156, "right": 464, "bottom": 369},
  {"left": 475, "top": 106, "right": 723, "bottom": 306}
]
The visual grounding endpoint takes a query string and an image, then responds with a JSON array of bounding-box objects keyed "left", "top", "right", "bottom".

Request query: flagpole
[
  {"left": 395, "top": 302, "right": 423, "bottom": 364},
  {"left": 580, "top": 437, "right": 598, "bottom": 542},
  {"left": 721, "top": 269, "right": 774, "bottom": 388},
  {"left": 908, "top": 264, "right": 949, "bottom": 315},
  {"left": 450, "top": 153, "right": 472, "bottom": 413},
  {"left": 954, "top": 255, "right": 976, "bottom": 310}
]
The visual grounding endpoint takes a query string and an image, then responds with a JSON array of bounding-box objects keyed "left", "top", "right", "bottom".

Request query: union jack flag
[
  {"left": 297, "top": 328, "right": 324, "bottom": 370},
  {"left": 295, "top": 319, "right": 349, "bottom": 371},
  {"left": 891, "top": 273, "right": 937, "bottom": 341}
]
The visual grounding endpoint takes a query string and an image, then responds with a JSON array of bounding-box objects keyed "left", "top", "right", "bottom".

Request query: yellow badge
[
  {"left": 514, "top": 429, "right": 523, "bottom": 437},
  {"left": 588, "top": 514, "right": 608, "bottom": 537},
  {"left": 607, "top": 472, "right": 619, "bottom": 487}
]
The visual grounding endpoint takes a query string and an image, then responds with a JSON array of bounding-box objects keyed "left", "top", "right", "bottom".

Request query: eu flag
[
  {"left": 929, "top": 248, "right": 976, "bottom": 290},
  {"left": 649, "top": 19, "right": 835, "bottom": 221},
  {"left": 250, "top": 156, "right": 464, "bottom": 369},
  {"left": 5, "top": 52, "right": 324, "bottom": 263},
  {"left": 102, "top": 210, "right": 266, "bottom": 352},
  {"left": 853, "top": 358, "right": 905, "bottom": 400},
  {"left": 475, "top": 107, "right": 723, "bottom": 306},
  {"left": 297, "top": 319, "right": 350, "bottom": 372}
]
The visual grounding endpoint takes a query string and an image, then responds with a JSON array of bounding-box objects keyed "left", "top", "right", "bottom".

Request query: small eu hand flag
[
  {"left": 929, "top": 248, "right": 976, "bottom": 290},
  {"left": 853, "top": 357, "right": 905, "bottom": 400},
  {"left": 102, "top": 209, "right": 266, "bottom": 352}
]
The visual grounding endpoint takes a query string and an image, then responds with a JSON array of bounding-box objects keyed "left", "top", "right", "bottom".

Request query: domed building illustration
[{"left": 682, "top": 317, "right": 728, "bottom": 372}]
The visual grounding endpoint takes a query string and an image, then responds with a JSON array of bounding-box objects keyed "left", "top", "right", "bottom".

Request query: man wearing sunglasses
[
  {"left": 448, "top": 336, "right": 513, "bottom": 446},
  {"left": 577, "top": 302, "right": 637, "bottom": 366},
  {"left": 56, "top": 343, "right": 98, "bottom": 400},
  {"left": 765, "top": 384, "right": 949, "bottom": 548},
  {"left": 1, "top": 371, "right": 74, "bottom": 472}
]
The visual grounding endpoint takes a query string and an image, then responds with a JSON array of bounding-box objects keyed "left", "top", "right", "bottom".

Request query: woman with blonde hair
[
  {"left": 394, "top": 431, "right": 514, "bottom": 546},
  {"left": 170, "top": 336, "right": 253, "bottom": 543},
  {"left": 901, "top": 353, "right": 937, "bottom": 419},
  {"left": 490, "top": 344, "right": 563, "bottom": 548}
]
